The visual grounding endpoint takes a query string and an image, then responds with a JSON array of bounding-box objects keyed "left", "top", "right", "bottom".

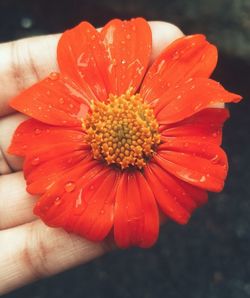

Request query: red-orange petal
[
  {"left": 8, "top": 119, "right": 86, "bottom": 157},
  {"left": 144, "top": 163, "right": 191, "bottom": 224},
  {"left": 154, "top": 141, "right": 228, "bottom": 192},
  {"left": 177, "top": 180, "right": 208, "bottom": 207},
  {"left": 100, "top": 18, "right": 152, "bottom": 95},
  {"left": 57, "top": 22, "right": 108, "bottom": 101},
  {"left": 25, "top": 150, "right": 91, "bottom": 194},
  {"left": 140, "top": 34, "right": 218, "bottom": 103},
  {"left": 35, "top": 165, "right": 117, "bottom": 242},
  {"left": 160, "top": 108, "right": 230, "bottom": 145},
  {"left": 10, "top": 74, "right": 91, "bottom": 126},
  {"left": 114, "top": 171, "right": 159, "bottom": 248},
  {"left": 155, "top": 78, "right": 241, "bottom": 125}
]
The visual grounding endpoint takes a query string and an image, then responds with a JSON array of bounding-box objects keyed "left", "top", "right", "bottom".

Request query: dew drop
[
  {"left": 121, "top": 59, "right": 126, "bottom": 64},
  {"left": 54, "top": 196, "right": 62, "bottom": 206},
  {"left": 59, "top": 97, "right": 64, "bottom": 104},
  {"left": 173, "top": 51, "right": 180, "bottom": 60},
  {"left": 100, "top": 209, "right": 105, "bottom": 215},
  {"left": 49, "top": 72, "right": 59, "bottom": 80},
  {"left": 91, "top": 34, "right": 96, "bottom": 40},
  {"left": 64, "top": 181, "right": 76, "bottom": 193},
  {"left": 200, "top": 176, "right": 206, "bottom": 182},
  {"left": 211, "top": 155, "right": 219, "bottom": 164},
  {"left": 177, "top": 95, "right": 182, "bottom": 100},
  {"left": 194, "top": 103, "right": 202, "bottom": 111},
  {"left": 69, "top": 103, "right": 74, "bottom": 109},
  {"left": 75, "top": 196, "right": 82, "bottom": 209},
  {"left": 31, "top": 157, "right": 40, "bottom": 166},
  {"left": 34, "top": 128, "right": 42, "bottom": 135},
  {"left": 126, "top": 33, "right": 131, "bottom": 40},
  {"left": 185, "top": 77, "right": 193, "bottom": 83}
]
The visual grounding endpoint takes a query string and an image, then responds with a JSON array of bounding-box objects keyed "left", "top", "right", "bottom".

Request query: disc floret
[{"left": 84, "top": 89, "right": 160, "bottom": 169}]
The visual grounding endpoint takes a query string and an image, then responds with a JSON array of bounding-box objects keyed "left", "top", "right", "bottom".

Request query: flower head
[{"left": 8, "top": 18, "right": 241, "bottom": 248}]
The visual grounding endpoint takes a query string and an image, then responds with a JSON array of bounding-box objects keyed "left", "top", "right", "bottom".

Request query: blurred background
[{"left": 0, "top": 0, "right": 249, "bottom": 297}]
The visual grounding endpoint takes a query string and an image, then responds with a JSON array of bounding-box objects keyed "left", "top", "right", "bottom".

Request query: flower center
[{"left": 84, "top": 89, "right": 161, "bottom": 169}]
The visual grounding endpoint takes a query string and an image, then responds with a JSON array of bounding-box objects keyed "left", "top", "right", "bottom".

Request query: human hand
[{"left": 0, "top": 21, "right": 184, "bottom": 295}]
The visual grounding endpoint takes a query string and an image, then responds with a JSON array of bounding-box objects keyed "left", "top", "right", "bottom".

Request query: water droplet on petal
[
  {"left": 54, "top": 196, "right": 62, "bottom": 206},
  {"left": 121, "top": 59, "right": 126, "bottom": 65},
  {"left": 126, "top": 33, "right": 131, "bottom": 40},
  {"left": 211, "top": 155, "right": 219, "bottom": 164},
  {"left": 49, "top": 72, "right": 59, "bottom": 80},
  {"left": 59, "top": 97, "right": 64, "bottom": 104},
  {"left": 194, "top": 103, "right": 202, "bottom": 111},
  {"left": 34, "top": 128, "right": 42, "bottom": 135},
  {"left": 100, "top": 209, "right": 105, "bottom": 215},
  {"left": 173, "top": 51, "right": 180, "bottom": 60},
  {"left": 31, "top": 157, "right": 40, "bottom": 166},
  {"left": 64, "top": 181, "right": 76, "bottom": 193},
  {"left": 177, "top": 95, "right": 182, "bottom": 100},
  {"left": 200, "top": 176, "right": 206, "bottom": 182}
]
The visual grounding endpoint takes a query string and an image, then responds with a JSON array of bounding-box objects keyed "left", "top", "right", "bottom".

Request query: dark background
[{"left": 0, "top": 0, "right": 249, "bottom": 297}]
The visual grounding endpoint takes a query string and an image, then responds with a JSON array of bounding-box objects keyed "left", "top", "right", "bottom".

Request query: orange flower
[{"left": 8, "top": 18, "right": 241, "bottom": 248}]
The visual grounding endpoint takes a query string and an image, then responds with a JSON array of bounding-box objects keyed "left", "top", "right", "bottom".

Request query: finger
[
  {"left": 150, "top": 21, "right": 184, "bottom": 60},
  {"left": 0, "top": 34, "right": 60, "bottom": 116},
  {"left": 0, "top": 220, "right": 113, "bottom": 295},
  {"left": 0, "top": 172, "right": 36, "bottom": 230},
  {"left": 0, "top": 21, "right": 183, "bottom": 117},
  {"left": 0, "top": 113, "right": 26, "bottom": 172}
]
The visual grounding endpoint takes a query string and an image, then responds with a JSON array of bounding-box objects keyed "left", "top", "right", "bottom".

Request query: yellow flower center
[{"left": 83, "top": 89, "right": 161, "bottom": 169}]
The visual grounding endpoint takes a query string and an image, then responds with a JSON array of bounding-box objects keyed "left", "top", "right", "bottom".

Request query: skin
[{"left": 0, "top": 21, "right": 184, "bottom": 295}]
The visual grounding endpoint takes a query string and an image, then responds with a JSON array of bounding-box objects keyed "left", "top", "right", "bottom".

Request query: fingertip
[{"left": 149, "top": 21, "right": 184, "bottom": 61}]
